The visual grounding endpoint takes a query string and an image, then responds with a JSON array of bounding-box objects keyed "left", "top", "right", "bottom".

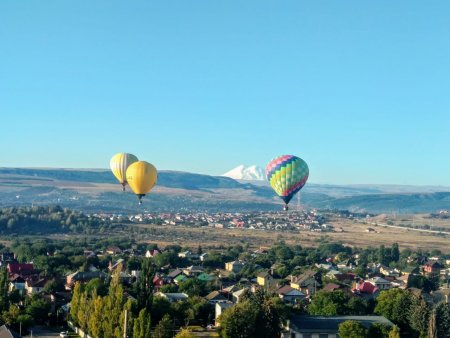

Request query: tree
[
  {"left": 375, "top": 289, "right": 413, "bottom": 330},
  {"left": 218, "top": 290, "right": 286, "bottom": 338},
  {"left": 135, "top": 259, "right": 155, "bottom": 312},
  {"left": 409, "top": 297, "right": 430, "bottom": 337},
  {"left": 102, "top": 267, "right": 125, "bottom": 338},
  {"left": 25, "top": 295, "right": 51, "bottom": 324},
  {"left": 338, "top": 320, "right": 368, "bottom": 338},
  {"left": 347, "top": 297, "right": 369, "bottom": 315},
  {"left": 308, "top": 290, "right": 349, "bottom": 316},
  {"left": 434, "top": 302, "right": 450, "bottom": 338},
  {"left": 388, "top": 325, "right": 401, "bottom": 338},
  {"left": 368, "top": 323, "right": 391, "bottom": 338},
  {"left": 70, "top": 282, "right": 82, "bottom": 325},
  {"left": 0, "top": 267, "right": 9, "bottom": 312},
  {"left": 391, "top": 243, "right": 400, "bottom": 262},
  {"left": 87, "top": 294, "right": 104, "bottom": 338},
  {"left": 133, "top": 308, "right": 151, "bottom": 338},
  {"left": 153, "top": 314, "right": 174, "bottom": 338}
]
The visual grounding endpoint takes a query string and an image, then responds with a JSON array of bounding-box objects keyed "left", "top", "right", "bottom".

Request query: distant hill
[{"left": 0, "top": 167, "right": 449, "bottom": 214}]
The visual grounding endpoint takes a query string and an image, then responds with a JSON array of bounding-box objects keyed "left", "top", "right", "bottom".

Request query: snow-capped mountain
[{"left": 222, "top": 165, "right": 265, "bottom": 181}]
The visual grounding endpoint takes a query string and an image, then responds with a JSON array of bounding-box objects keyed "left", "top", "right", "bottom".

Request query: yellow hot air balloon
[
  {"left": 126, "top": 161, "right": 158, "bottom": 204},
  {"left": 110, "top": 153, "right": 139, "bottom": 191}
]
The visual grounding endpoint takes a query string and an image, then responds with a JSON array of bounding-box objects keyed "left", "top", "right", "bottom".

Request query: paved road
[{"left": 23, "top": 327, "right": 61, "bottom": 338}]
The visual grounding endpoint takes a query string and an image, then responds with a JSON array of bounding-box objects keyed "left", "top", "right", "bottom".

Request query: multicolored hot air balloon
[
  {"left": 126, "top": 161, "right": 158, "bottom": 204},
  {"left": 266, "top": 155, "right": 309, "bottom": 211},
  {"left": 110, "top": 153, "right": 139, "bottom": 191}
]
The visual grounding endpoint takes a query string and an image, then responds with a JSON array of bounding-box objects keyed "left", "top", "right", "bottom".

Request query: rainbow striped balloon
[{"left": 266, "top": 155, "right": 309, "bottom": 208}]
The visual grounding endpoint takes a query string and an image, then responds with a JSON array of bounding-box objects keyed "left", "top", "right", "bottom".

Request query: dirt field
[{"left": 131, "top": 216, "right": 450, "bottom": 253}]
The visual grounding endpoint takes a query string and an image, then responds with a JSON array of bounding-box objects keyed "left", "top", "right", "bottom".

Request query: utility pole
[{"left": 123, "top": 309, "right": 128, "bottom": 338}]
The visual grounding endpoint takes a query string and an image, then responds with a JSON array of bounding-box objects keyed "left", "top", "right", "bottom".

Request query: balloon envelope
[
  {"left": 110, "top": 153, "right": 139, "bottom": 189},
  {"left": 266, "top": 155, "right": 309, "bottom": 205},
  {"left": 126, "top": 161, "right": 158, "bottom": 202}
]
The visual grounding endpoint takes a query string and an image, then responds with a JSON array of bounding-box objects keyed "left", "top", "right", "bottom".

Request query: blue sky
[{"left": 1, "top": 1, "right": 449, "bottom": 185}]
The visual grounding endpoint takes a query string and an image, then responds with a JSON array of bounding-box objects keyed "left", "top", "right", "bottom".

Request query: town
[{"left": 0, "top": 220, "right": 448, "bottom": 337}]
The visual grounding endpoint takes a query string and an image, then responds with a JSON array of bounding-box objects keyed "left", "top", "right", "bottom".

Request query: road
[
  {"left": 23, "top": 327, "right": 61, "bottom": 338},
  {"left": 360, "top": 221, "right": 450, "bottom": 235}
]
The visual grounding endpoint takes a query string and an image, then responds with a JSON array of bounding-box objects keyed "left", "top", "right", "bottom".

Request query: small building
[
  {"left": 232, "top": 288, "right": 249, "bottom": 303},
  {"left": 183, "top": 265, "right": 204, "bottom": 277},
  {"left": 105, "top": 246, "right": 122, "bottom": 255},
  {"left": 290, "top": 270, "right": 321, "bottom": 296},
  {"left": 154, "top": 292, "right": 189, "bottom": 303},
  {"left": 205, "top": 291, "right": 228, "bottom": 304},
  {"left": 368, "top": 277, "right": 392, "bottom": 291},
  {"left": 257, "top": 271, "right": 274, "bottom": 288},
  {"left": 276, "top": 285, "right": 305, "bottom": 304},
  {"left": 225, "top": 261, "right": 245, "bottom": 273},
  {"left": 423, "top": 261, "right": 444, "bottom": 275},
  {"left": 0, "top": 325, "right": 21, "bottom": 338},
  {"left": 26, "top": 279, "right": 47, "bottom": 295},
  {"left": 65, "top": 271, "right": 107, "bottom": 290},
  {"left": 215, "top": 302, "right": 233, "bottom": 326},
  {"left": 8, "top": 275, "right": 26, "bottom": 293},
  {"left": 7, "top": 263, "right": 34, "bottom": 275},
  {"left": 284, "top": 315, "right": 394, "bottom": 338},
  {"left": 145, "top": 249, "right": 161, "bottom": 258}
]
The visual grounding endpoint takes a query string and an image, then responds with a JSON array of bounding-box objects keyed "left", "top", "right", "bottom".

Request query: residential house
[
  {"left": 174, "top": 274, "right": 188, "bottom": 285},
  {"left": 276, "top": 285, "right": 305, "bottom": 304},
  {"left": 26, "top": 279, "right": 47, "bottom": 295},
  {"left": 105, "top": 246, "right": 122, "bottom": 255},
  {"left": 352, "top": 280, "right": 379, "bottom": 300},
  {"left": 65, "top": 270, "right": 107, "bottom": 290},
  {"left": 154, "top": 292, "right": 189, "bottom": 303},
  {"left": 7, "top": 263, "right": 34, "bottom": 276},
  {"left": 322, "top": 283, "right": 342, "bottom": 293},
  {"left": 199, "top": 253, "right": 209, "bottom": 262},
  {"left": 232, "top": 288, "right": 249, "bottom": 303},
  {"left": 290, "top": 270, "right": 321, "bottom": 296},
  {"left": 368, "top": 277, "right": 392, "bottom": 291},
  {"left": 183, "top": 265, "right": 204, "bottom": 277},
  {"left": 205, "top": 291, "right": 228, "bottom": 304},
  {"left": 145, "top": 249, "right": 161, "bottom": 258},
  {"left": 423, "top": 261, "right": 444, "bottom": 275},
  {"left": 379, "top": 266, "right": 400, "bottom": 278},
  {"left": 257, "top": 271, "right": 275, "bottom": 288},
  {"left": 178, "top": 251, "right": 198, "bottom": 259},
  {"left": 225, "top": 261, "right": 245, "bottom": 273},
  {"left": 109, "top": 258, "right": 126, "bottom": 272},
  {"left": 167, "top": 269, "right": 183, "bottom": 281},
  {"left": 8, "top": 275, "right": 25, "bottom": 293},
  {"left": 284, "top": 315, "right": 394, "bottom": 338},
  {"left": 215, "top": 302, "right": 233, "bottom": 326},
  {"left": 197, "top": 272, "right": 214, "bottom": 282}
]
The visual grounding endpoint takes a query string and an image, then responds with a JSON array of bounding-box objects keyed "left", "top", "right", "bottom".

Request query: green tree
[
  {"left": 136, "top": 259, "right": 155, "bottom": 312},
  {"left": 25, "top": 295, "right": 51, "bottom": 324},
  {"left": 434, "top": 302, "right": 450, "bottom": 338},
  {"left": 368, "top": 323, "right": 391, "bottom": 338},
  {"left": 375, "top": 289, "right": 413, "bottom": 331},
  {"left": 133, "top": 308, "right": 151, "bottom": 338},
  {"left": 87, "top": 293, "right": 104, "bottom": 338},
  {"left": 409, "top": 297, "right": 430, "bottom": 337},
  {"left": 308, "top": 290, "right": 349, "bottom": 316},
  {"left": 338, "top": 320, "right": 368, "bottom": 338},
  {"left": 102, "top": 267, "right": 126, "bottom": 338},
  {"left": 391, "top": 243, "right": 400, "bottom": 262},
  {"left": 388, "top": 325, "right": 401, "bottom": 338},
  {"left": 0, "top": 267, "right": 9, "bottom": 312},
  {"left": 153, "top": 314, "right": 174, "bottom": 338},
  {"left": 70, "top": 282, "right": 82, "bottom": 325},
  {"left": 219, "top": 301, "right": 258, "bottom": 338}
]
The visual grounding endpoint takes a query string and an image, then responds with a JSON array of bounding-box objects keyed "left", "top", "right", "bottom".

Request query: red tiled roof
[
  {"left": 357, "top": 281, "right": 378, "bottom": 295},
  {"left": 7, "top": 263, "right": 34, "bottom": 274}
]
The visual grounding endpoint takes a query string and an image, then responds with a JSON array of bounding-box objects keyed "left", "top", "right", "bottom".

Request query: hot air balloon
[
  {"left": 110, "top": 153, "right": 139, "bottom": 191},
  {"left": 266, "top": 155, "right": 309, "bottom": 211},
  {"left": 126, "top": 161, "right": 158, "bottom": 204}
]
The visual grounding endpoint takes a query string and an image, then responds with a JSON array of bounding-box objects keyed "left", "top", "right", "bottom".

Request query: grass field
[{"left": 130, "top": 214, "right": 450, "bottom": 253}]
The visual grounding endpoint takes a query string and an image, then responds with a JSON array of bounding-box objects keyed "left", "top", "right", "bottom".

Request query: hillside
[{"left": 0, "top": 168, "right": 449, "bottom": 213}]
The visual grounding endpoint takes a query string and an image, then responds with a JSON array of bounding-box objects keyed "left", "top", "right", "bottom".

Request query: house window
[
  {"left": 319, "top": 334, "right": 329, "bottom": 338},
  {"left": 302, "top": 334, "right": 312, "bottom": 338},
  {"left": 291, "top": 333, "right": 296, "bottom": 338}
]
